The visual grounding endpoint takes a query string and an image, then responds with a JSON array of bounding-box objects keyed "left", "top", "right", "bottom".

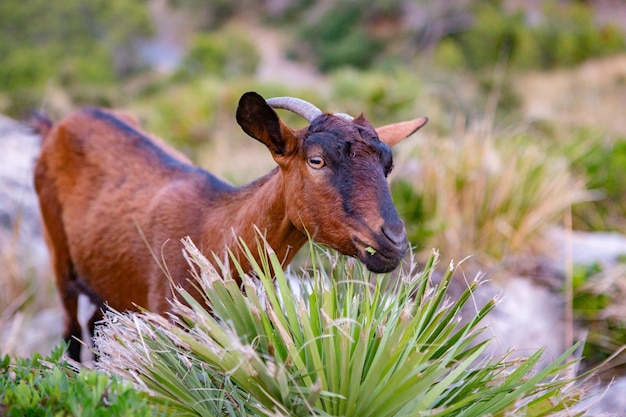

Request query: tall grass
[
  {"left": 0, "top": 231, "right": 59, "bottom": 358},
  {"left": 95, "top": 237, "right": 584, "bottom": 416},
  {"left": 392, "top": 121, "right": 588, "bottom": 268}
]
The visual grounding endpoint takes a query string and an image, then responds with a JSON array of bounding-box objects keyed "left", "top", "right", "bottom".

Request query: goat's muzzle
[{"left": 354, "top": 223, "right": 408, "bottom": 273}]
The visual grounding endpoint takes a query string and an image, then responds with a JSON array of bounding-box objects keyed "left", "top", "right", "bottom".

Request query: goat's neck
[{"left": 205, "top": 169, "right": 306, "bottom": 273}]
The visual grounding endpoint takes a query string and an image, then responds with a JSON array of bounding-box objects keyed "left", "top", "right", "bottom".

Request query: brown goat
[{"left": 33, "top": 91, "right": 427, "bottom": 361}]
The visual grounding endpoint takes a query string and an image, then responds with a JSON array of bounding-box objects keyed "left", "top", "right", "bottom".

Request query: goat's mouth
[{"left": 353, "top": 237, "right": 408, "bottom": 273}]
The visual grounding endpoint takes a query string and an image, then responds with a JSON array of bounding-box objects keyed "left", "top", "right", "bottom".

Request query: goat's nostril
[{"left": 382, "top": 224, "right": 406, "bottom": 246}]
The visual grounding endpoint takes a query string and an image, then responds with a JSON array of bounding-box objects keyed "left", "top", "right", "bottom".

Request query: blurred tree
[
  {"left": 298, "top": 2, "right": 387, "bottom": 71},
  {"left": 0, "top": 0, "right": 153, "bottom": 113},
  {"left": 176, "top": 28, "right": 259, "bottom": 79},
  {"left": 435, "top": 0, "right": 626, "bottom": 72},
  {"left": 292, "top": 0, "right": 475, "bottom": 72}
]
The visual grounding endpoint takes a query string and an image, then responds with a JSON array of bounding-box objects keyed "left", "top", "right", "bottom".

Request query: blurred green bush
[
  {"left": 571, "top": 262, "right": 626, "bottom": 376},
  {"left": 298, "top": 2, "right": 384, "bottom": 71},
  {"left": 569, "top": 134, "right": 626, "bottom": 233},
  {"left": 175, "top": 27, "right": 260, "bottom": 80},
  {"left": 0, "top": 0, "right": 152, "bottom": 115},
  {"left": 328, "top": 68, "right": 423, "bottom": 124},
  {"left": 434, "top": 1, "right": 626, "bottom": 72}
]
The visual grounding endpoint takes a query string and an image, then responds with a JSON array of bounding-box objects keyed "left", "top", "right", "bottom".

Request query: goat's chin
[{"left": 357, "top": 250, "right": 404, "bottom": 274}]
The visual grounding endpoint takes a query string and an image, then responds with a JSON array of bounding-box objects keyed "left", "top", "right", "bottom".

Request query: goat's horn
[
  {"left": 333, "top": 112, "right": 354, "bottom": 121},
  {"left": 266, "top": 97, "right": 323, "bottom": 122}
]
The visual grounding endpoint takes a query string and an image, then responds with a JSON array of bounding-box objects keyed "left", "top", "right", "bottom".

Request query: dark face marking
[
  {"left": 305, "top": 116, "right": 394, "bottom": 217},
  {"left": 292, "top": 115, "right": 407, "bottom": 273}
]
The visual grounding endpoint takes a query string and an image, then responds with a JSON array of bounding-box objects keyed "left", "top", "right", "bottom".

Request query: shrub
[
  {"left": 0, "top": 0, "right": 152, "bottom": 115},
  {"left": 328, "top": 68, "right": 422, "bottom": 125},
  {"left": 533, "top": 2, "right": 625, "bottom": 69},
  {"left": 569, "top": 135, "right": 626, "bottom": 233},
  {"left": 432, "top": 38, "right": 466, "bottom": 71},
  {"left": 299, "top": 2, "right": 383, "bottom": 71},
  {"left": 437, "top": 3, "right": 524, "bottom": 72},
  {"left": 95, "top": 237, "right": 584, "bottom": 416},
  {"left": 177, "top": 28, "right": 260, "bottom": 80},
  {"left": 0, "top": 345, "right": 169, "bottom": 416},
  {"left": 434, "top": 1, "right": 626, "bottom": 73},
  {"left": 571, "top": 262, "right": 626, "bottom": 376}
]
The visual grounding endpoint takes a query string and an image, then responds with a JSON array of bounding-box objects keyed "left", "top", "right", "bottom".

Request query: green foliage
[
  {"left": 435, "top": 1, "right": 626, "bottom": 72},
  {"left": 176, "top": 27, "right": 260, "bottom": 80},
  {"left": 328, "top": 68, "right": 423, "bottom": 124},
  {"left": 96, "top": 237, "right": 584, "bottom": 416},
  {"left": 0, "top": 0, "right": 152, "bottom": 114},
  {"left": 0, "top": 345, "right": 168, "bottom": 416},
  {"left": 530, "top": 2, "right": 625, "bottom": 69},
  {"left": 571, "top": 262, "right": 626, "bottom": 373},
  {"left": 438, "top": 2, "right": 524, "bottom": 71},
  {"left": 572, "top": 263, "right": 608, "bottom": 321},
  {"left": 569, "top": 134, "right": 626, "bottom": 233},
  {"left": 299, "top": 2, "right": 384, "bottom": 71},
  {"left": 432, "top": 38, "right": 466, "bottom": 71}
]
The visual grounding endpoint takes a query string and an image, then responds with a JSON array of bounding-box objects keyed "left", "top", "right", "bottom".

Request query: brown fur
[{"left": 33, "top": 91, "right": 427, "bottom": 361}]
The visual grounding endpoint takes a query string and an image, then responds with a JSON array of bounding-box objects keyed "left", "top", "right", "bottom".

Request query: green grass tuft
[{"left": 95, "top": 237, "right": 585, "bottom": 416}]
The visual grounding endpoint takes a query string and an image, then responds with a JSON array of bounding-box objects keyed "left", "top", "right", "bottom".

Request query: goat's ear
[
  {"left": 236, "top": 91, "right": 293, "bottom": 156},
  {"left": 376, "top": 117, "right": 428, "bottom": 147}
]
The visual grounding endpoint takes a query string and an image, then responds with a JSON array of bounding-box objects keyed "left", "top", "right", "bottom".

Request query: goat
[{"left": 33, "top": 91, "right": 427, "bottom": 361}]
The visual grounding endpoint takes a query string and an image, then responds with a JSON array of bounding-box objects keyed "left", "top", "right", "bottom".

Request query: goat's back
[{"left": 34, "top": 108, "right": 230, "bottom": 312}]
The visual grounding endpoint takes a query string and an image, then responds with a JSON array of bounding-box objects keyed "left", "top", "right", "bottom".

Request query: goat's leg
[
  {"left": 60, "top": 280, "right": 83, "bottom": 362},
  {"left": 35, "top": 163, "right": 84, "bottom": 361},
  {"left": 87, "top": 308, "right": 104, "bottom": 360},
  {"left": 44, "top": 238, "right": 83, "bottom": 361}
]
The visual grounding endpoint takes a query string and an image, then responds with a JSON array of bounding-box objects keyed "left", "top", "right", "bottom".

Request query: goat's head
[{"left": 236, "top": 91, "right": 427, "bottom": 273}]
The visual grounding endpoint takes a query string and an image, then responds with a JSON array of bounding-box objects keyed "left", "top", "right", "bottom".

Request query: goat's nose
[{"left": 382, "top": 223, "right": 406, "bottom": 246}]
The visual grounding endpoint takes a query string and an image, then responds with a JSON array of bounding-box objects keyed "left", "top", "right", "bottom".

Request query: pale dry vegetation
[{"left": 393, "top": 118, "right": 588, "bottom": 268}]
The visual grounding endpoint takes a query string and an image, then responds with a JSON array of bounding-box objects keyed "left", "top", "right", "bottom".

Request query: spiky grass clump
[{"left": 95, "top": 237, "right": 583, "bottom": 416}]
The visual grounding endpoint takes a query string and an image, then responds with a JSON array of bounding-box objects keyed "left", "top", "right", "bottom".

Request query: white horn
[
  {"left": 333, "top": 112, "right": 354, "bottom": 121},
  {"left": 266, "top": 97, "right": 323, "bottom": 122}
]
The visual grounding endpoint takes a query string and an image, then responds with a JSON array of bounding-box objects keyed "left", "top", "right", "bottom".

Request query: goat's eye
[{"left": 307, "top": 156, "right": 325, "bottom": 169}]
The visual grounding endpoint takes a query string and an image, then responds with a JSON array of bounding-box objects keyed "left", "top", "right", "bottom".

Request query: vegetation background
[{"left": 1, "top": 0, "right": 626, "bottom": 414}]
